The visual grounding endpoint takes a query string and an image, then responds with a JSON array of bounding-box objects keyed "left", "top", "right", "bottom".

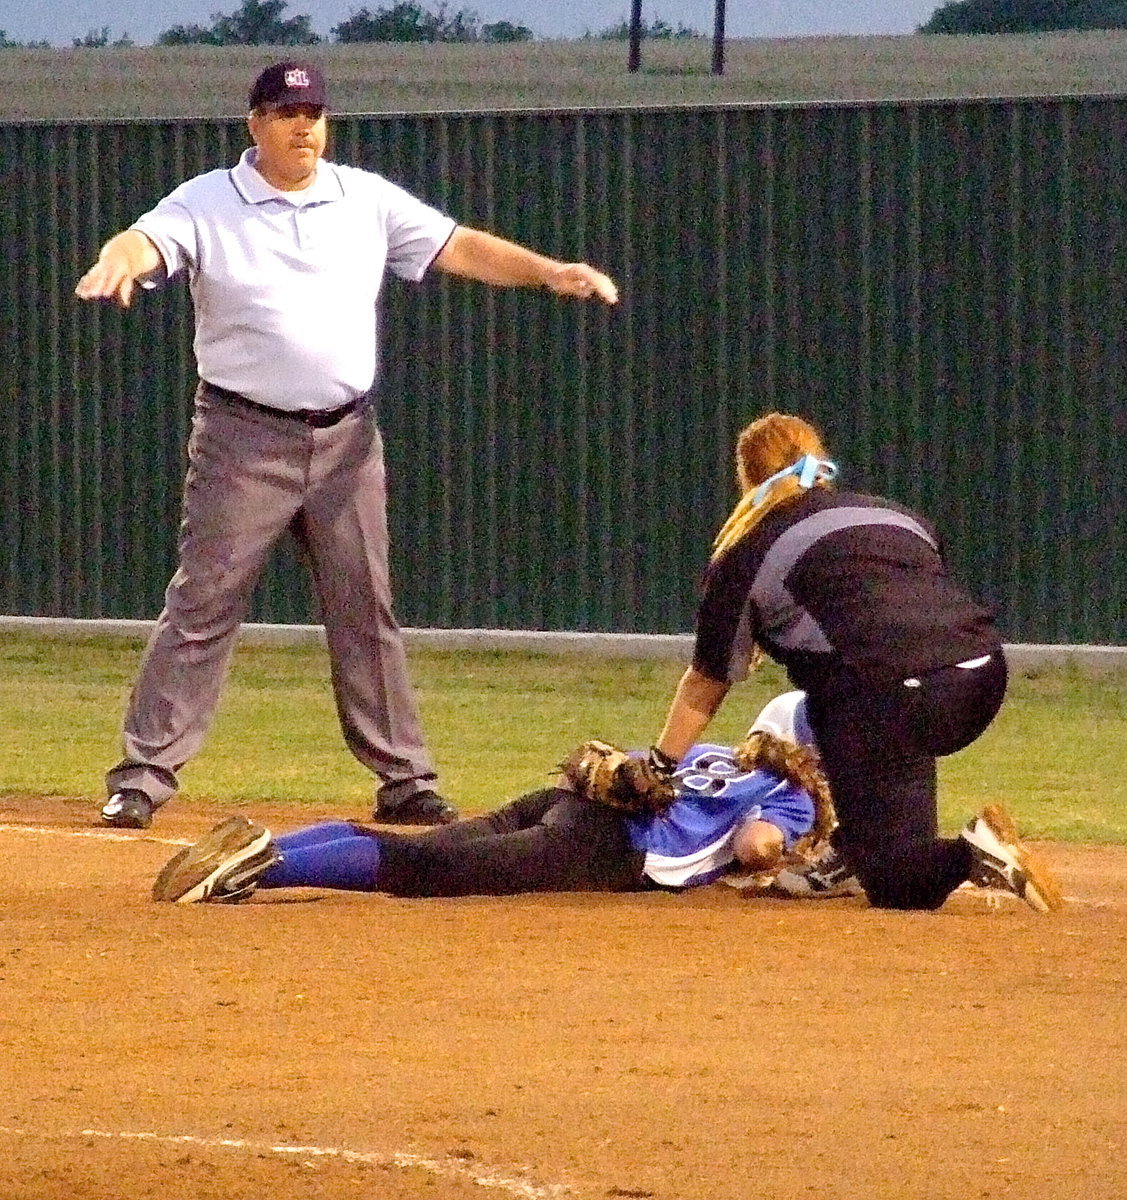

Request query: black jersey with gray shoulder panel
[{"left": 692, "top": 490, "right": 1000, "bottom": 691}]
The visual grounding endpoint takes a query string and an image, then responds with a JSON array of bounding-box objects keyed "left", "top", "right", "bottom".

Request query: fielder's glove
[{"left": 559, "top": 739, "right": 677, "bottom": 815}]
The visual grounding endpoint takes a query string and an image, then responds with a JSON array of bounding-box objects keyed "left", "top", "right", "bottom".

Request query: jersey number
[{"left": 675, "top": 751, "right": 749, "bottom": 798}]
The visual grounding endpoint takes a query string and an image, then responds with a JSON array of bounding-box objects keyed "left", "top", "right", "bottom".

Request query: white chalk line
[
  {"left": 0, "top": 1125, "right": 574, "bottom": 1199},
  {"left": 0, "top": 825, "right": 579, "bottom": 1196},
  {"left": 0, "top": 823, "right": 191, "bottom": 847}
]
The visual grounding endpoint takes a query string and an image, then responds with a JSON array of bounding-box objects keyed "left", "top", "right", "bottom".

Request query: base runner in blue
[{"left": 152, "top": 695, "right": 827, "bottom": 903}]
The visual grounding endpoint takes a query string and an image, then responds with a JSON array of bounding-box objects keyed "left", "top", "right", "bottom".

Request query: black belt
[{"left": 203, "top": 382, "right": 362, "bottom": 428}]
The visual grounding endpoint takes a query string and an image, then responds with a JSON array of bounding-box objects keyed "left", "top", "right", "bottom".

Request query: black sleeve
[{"left": 691, "top": 550, "right": 758, "bottom": 684}]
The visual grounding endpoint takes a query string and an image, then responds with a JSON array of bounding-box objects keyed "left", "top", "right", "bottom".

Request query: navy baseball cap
[{"left": 249, "top": 61, "right": 328, "bottom": 110}]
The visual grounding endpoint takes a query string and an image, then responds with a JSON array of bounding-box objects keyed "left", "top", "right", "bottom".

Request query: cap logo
[{"left": 284, "top": 68, "right": 311, "bottom": 89}]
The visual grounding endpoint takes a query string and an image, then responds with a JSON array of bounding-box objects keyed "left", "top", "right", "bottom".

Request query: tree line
[
  {"left": 2, "top": 0, "right": 1125, "bottom": 49},
  {"left": 0, "top": 2, "right": 703, "bottom": 48},
  {"left": 920, "top": 0, "right": 1127, "bottom": 32}
]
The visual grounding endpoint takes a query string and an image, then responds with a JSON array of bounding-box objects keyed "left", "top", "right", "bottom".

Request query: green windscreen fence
[{"left": 2, "top": 96, "right": 1124, "bottom": 641}]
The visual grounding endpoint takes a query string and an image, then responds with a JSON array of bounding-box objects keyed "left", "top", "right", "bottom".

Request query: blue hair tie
[{"left": 751, "top": 454, "right": 838, "bottom": 505}]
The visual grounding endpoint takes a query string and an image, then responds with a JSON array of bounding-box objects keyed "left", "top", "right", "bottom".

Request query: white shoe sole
[
  {"left": 772, "top": 871, "right": 864, "bottom": 898},
  {"left": 152, "top": 817, "right": 272, "bottom": 904}
]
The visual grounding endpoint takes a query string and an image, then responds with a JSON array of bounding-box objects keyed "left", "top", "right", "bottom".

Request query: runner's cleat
[
  {"left": 152, "top": 816, "right": 279, "bottom": 904},
  {"left": 772, "top": 843, "right": 863, "bottom": 898}
]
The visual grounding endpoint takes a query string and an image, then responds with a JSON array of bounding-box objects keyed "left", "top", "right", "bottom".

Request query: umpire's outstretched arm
[{"left": 434, "top": 225, "right": 619, "bottom": 303}]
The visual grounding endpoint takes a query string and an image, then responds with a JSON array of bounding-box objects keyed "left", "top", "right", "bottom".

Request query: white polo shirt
[{"left": 132, "top": 148, "right": 457, "bottom": 411}]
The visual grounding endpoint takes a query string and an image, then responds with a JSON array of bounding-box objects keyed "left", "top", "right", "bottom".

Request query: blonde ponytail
[{"left": 711, "top": 414, "right": 837, "bottom": 563}]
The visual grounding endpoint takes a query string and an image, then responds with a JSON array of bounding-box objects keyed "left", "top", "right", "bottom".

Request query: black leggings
[
  {"left": 806, "top": 652, "right": 1008, "bottom": 910},
  {"left": 374, "top": 788, "right": 647, "bottom": 897}
]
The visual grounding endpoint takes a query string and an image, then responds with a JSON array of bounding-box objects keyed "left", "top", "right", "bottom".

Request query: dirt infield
[{"left": 2, "top": 796, "right": 1124, "bottom": 1200}]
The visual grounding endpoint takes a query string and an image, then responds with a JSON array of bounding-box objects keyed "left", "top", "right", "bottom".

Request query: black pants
[
  {"left": 374, "top": 788, "right": 647, "bottom": 897},
  {"left": 805, "top": 652, "right": 1008, "bottom": 910}
]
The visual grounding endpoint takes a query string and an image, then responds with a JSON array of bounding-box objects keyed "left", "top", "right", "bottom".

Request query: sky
[{"left": 1, "top": 1, "right": 944, "bottom": 46}]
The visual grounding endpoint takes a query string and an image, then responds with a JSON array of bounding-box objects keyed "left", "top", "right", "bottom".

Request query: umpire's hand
[
  {"left": 546, "top": 262, "right": 619, "bottom": 304},
  {"left": 75, "top": 230, "right": 162, "bottom": 308}
]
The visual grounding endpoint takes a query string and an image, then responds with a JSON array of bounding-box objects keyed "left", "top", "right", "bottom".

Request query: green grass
[
  {"left": 1, "top": 33, "right": 1126, "bottom": 121},
  {"left": 2, "top": 631, "right": 1126, "bottom": 843}
]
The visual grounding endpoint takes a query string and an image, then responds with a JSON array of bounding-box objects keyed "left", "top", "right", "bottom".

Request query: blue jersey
[{"left": 625, "top": 743, "right": 815, "bottom": 889}]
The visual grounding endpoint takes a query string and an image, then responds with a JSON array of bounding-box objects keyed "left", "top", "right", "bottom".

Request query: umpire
[{"left": 74, "top": 61, "right": 618, "bottom": 830}]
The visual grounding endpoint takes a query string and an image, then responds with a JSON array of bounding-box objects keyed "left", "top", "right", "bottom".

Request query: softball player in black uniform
[{"left": 646, "top": 412, "right": 1061, "bottom": 912}]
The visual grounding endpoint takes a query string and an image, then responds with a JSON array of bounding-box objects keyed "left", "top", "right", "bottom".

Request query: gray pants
[{"left": 106, "top": 384, "right": 437, "bottom": 809}]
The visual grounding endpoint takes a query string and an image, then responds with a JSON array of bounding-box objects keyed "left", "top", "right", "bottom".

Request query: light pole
[
  {"left": 628, "top": 0, "right": 643, "bottom": 72},
  {"left": 712, "top": 0, "right": 726, "bottom": 75}
]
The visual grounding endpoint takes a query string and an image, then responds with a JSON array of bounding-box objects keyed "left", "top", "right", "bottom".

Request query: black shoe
[
  {"left": 373, "top": 789, "right": 459, "bottom": 825},
  {"left": 101, "top": 788, "right": 154, "bottom": 829}
]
